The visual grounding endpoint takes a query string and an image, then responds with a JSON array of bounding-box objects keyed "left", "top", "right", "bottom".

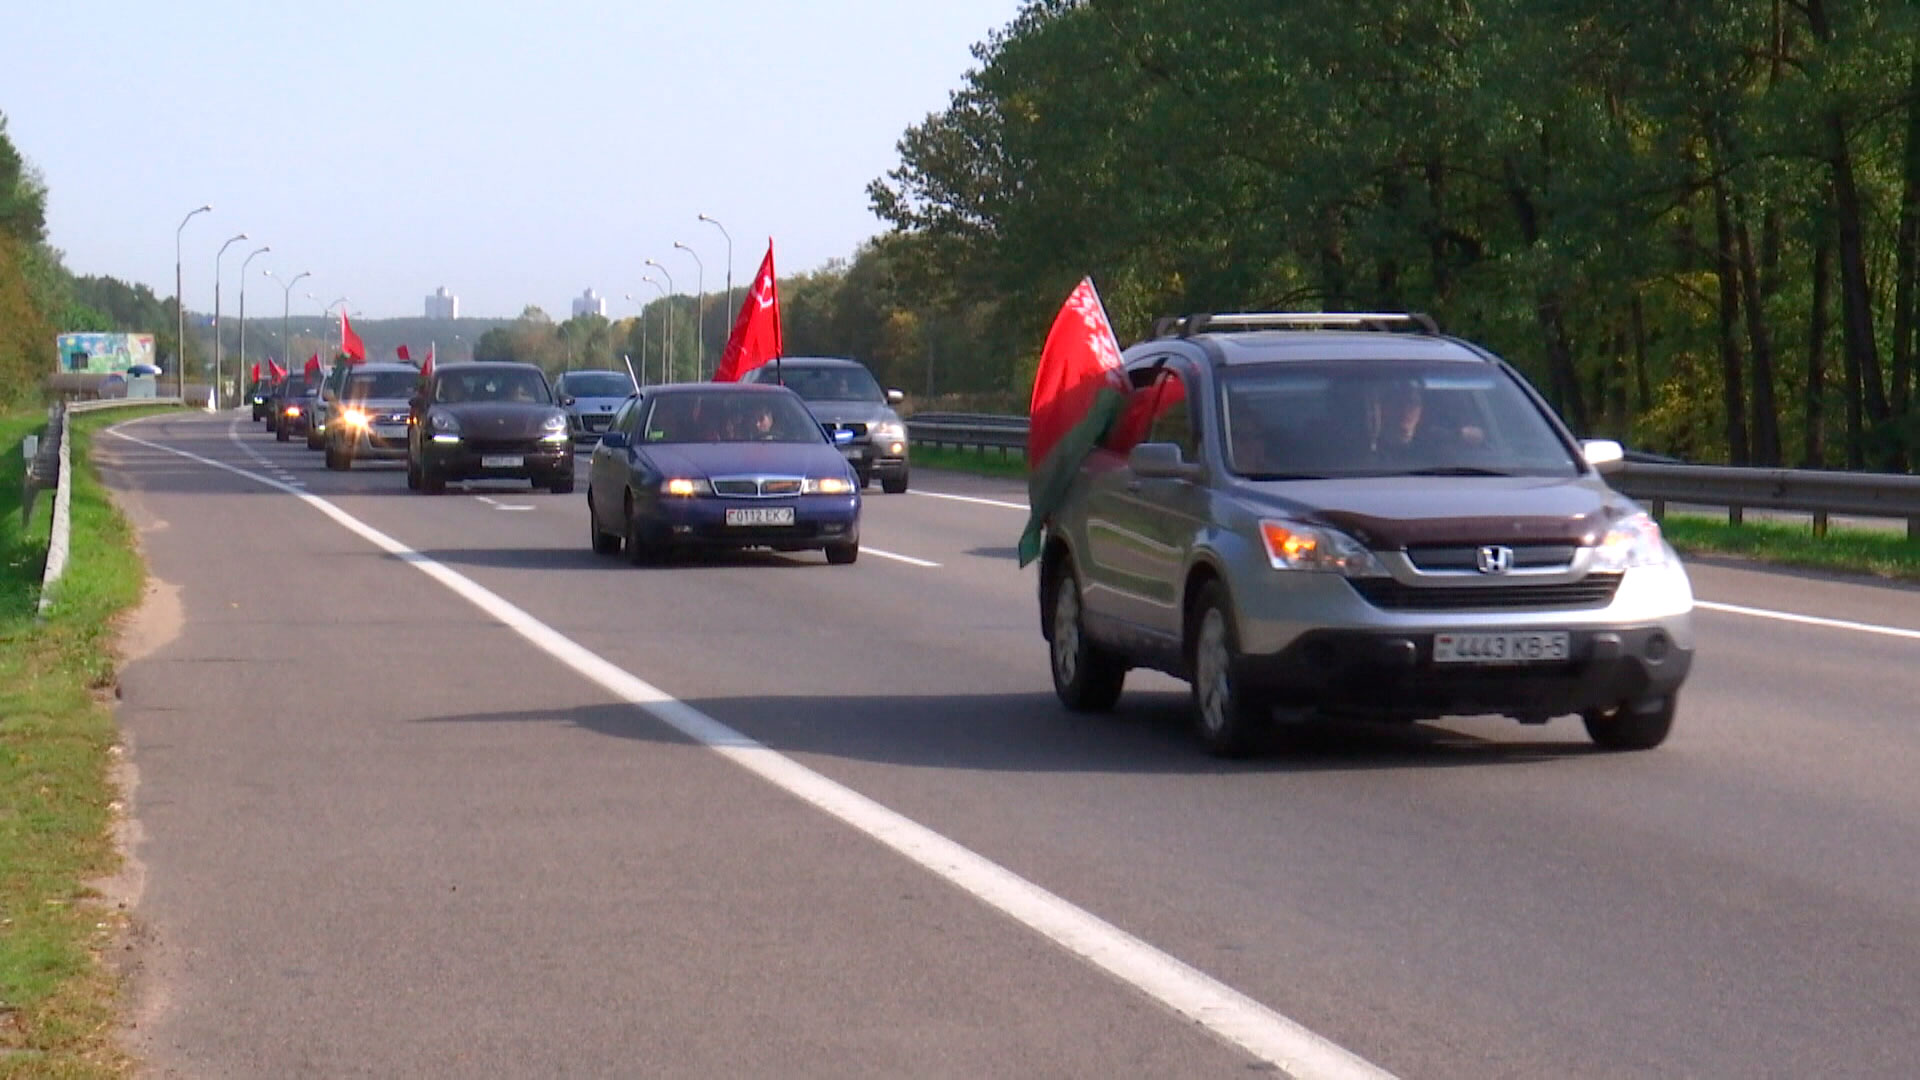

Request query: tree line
[{"left": 845, "top": 0, "right": 1920, "bottom": 470}]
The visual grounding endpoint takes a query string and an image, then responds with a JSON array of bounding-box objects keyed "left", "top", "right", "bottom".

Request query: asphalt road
[{"left": 97, "top": 411, "right": 1920, "bottom": 1078}]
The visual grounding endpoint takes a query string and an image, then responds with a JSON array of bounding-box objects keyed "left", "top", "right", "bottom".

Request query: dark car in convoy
[
  {"left": 407, "top": 362, "right": 573, "bottom": 494},
  {"left": 249, "top": 378, "right": 276, "bottom": 421},
  {"left": 586, "top": 383, "right": 862, "bottom": 564},
  {"left": 553, "top": 370, "right": 637, "bottom": 446},
  {"left": 268, "top": 376, "right": 318, "bottom": 442},
  {"left": 324, "top": 363, "right": 421, "bottom": 470},
  {"left": 743, "top": 357, "right": 910, "bottom": 493},
  {"left": 1036, "top": 312, "right": 1695, "bottom": 756}
]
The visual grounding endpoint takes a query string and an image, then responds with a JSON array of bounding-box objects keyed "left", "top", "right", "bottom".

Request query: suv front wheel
[
  {"left": 1189, "top": 581, "right": 1267, "bottom": 757},
  {"left": 1048, "top": 565, "right": 1125, "bottom": 711}
]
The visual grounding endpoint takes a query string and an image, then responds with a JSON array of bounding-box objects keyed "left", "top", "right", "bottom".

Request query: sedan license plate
[
  {"left": 725, "top": 506, "right": 795, "bottom": 527},
  {"left": 1433, "top": 631, "right": 1569, "bottom": 665},
  {"left": 480, "top": 454, "right": 523, "bottom": 469}
]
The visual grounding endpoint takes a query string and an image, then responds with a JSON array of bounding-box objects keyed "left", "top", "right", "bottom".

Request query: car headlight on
[
  {"left": 284, "top": 405, "right": 302, "bottom": 417},
  {"left": 661, "top": 478, "right": 712, "bottom": 496},
  {"left": 1258, "top": 519, "right": 1387, "bottom": 576},
  {"left": 872, "top": 421, "right": 906, "bottom": 442},
  {"left": 341, "top": 407, "right": 369, "bottom": 428},
  {"left": 803, "top": 476, "right": 854, "bottom": 495},
  {"left": 1591, "top": 512, "right": 1669, "bottom": 571}
]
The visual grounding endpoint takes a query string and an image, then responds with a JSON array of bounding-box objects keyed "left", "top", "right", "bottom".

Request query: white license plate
[
  {"left": 375, "top": 425, "right": 407, "bottom": 438},
  {"left": 480, "top": 454, "right": 523, "bottom": 469},
  {"left": 725, "top": 506, "right": 795, "bottom": 527},
  {"left": 1433, "top": 631, "right": 1570, "bottom": 664}
]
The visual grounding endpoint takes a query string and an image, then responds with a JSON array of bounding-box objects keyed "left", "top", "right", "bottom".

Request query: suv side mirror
[
  {"left": 1581, "top": 438, "right": 1625, "bottom": 475},
  {"left": 886, "top": 388, "right": 905, "bottom": 405},
  {"left": 1128, "top": 442, "right": 1204, "bottom": 482},
  {"left": 559, "top": 394, "right": 576, "bottom": 407},
  {"left": 597, "top": 430, "right": 627, "bottom": 449}
]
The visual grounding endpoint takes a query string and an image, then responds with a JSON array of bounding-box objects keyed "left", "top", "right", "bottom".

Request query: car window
[
  {"left": 762, "top": 365, "right": 884, "bottom": 403},
  {"left": 611, "top": 397, "right": 641, "bottom": 436},
  {"left": 561, "top": 372, "right": 633, "bottom": 398},
  {"left": 435, "top": 369, "right": 552, "bottom": 404},
  {"left": 343, "top": 371, "right": 419, "bottom": 400},
  {"left": 1145, "top": 372, "right": 1197, "bottom": 457},
  {"left": 1103, "top": 363, "right": 1188, "bottom": 455},
  {"left": 640, "top": 392, "right": 824, "bottom": 444},
  {"left": 1221, "top": 362, "right": 1579, "bottom": 478}
]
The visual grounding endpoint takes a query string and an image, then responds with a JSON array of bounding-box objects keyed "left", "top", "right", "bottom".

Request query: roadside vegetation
[
  {"left": 0, "top": 406, "right": 175, "bottom": 1078},
  {"left": 1661, "top": 513, "right": 1920, "bottom": 582}
]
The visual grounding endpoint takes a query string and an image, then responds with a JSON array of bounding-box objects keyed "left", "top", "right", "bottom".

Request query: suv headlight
[
  {"left": 1258, "top": 519, "right": 1387, "bottom": 577},
  {"left": 341, "top": 407, "right": 369, "bottom": 428},
  {"left": 542, "top": 413, "right": 568, "bottom": 431},
  {"left": 803, "top": 476, "right": 855, "bottom": 494},
  {"left": 871, "top": 421, "right": 906, "bottom": 442},
  {"left": 429, "top": 412, "right": 460, "bottom": 434},
  {"left": 1591, "top": 512, "right": 1669, "bottom": 571}
]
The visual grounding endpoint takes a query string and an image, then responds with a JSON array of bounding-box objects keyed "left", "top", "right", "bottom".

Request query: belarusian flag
[
  {"left": 340, "top": 311, "right": 367, "bottom": 363},
  {"left": 1016, "top": 278, "right": 1130, "bottom": 566}
]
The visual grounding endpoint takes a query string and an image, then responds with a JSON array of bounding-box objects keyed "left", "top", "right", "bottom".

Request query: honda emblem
[{"left": 1476, "top": 545, "right": 1515, "bottom": 574}]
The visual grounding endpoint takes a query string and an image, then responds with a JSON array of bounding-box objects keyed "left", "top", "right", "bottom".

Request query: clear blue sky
[{"left": 0, "top": 0, "right": 1023, "bottom": 319}]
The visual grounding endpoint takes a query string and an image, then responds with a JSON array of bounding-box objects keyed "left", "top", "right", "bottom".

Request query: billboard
[{"left": 55, "top": 332, "right": 157, "bottom": 375}]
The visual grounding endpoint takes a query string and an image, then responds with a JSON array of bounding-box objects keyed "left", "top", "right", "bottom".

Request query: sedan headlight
[
  {"left": 661, "top": 478, "right": 712, "bottom": 496},
  {"left": 803, "top": 476, "right": 855, "bottom": 494},
  {"left": 1257, "top": 519, "right": 1387, "bottom": 577},
  {"left": 429, "top": 412, "right": 460, "bottom": 434},
  {"left": 1590, "top": 512, "right": 1669, "bottom": 571}
]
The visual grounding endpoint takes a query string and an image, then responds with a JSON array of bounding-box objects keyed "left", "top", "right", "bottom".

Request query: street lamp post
[
  {"left": 268, "top": 269, "right": 312, "bottom": 382},
  {"left": 173, "top": 204, "right": 211, "bottom": 398},
  {"left": 622, "top": 294, "right": 650, "bottom": 385},
  {"left": 643, "top": 260, "right": 676, "bottom": 382},
  {"left": 238, "top": 245, "right": 269, "bottom": 397},
  {"left": 697, "top": 213, "right": 733, "bottom": 335},
  {"left": 672, "top": 242, "right": 706, "bottom": 379},
  {"left": 212, "top": 233, "right": 248, "bottom": 407},
  {"left": 325, "top": 296, "right": 349, "bottom": 357}
]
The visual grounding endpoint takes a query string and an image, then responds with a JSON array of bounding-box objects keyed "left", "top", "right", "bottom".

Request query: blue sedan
[{"left": 586, "top": 384, "right": 863, "bottom": 564}]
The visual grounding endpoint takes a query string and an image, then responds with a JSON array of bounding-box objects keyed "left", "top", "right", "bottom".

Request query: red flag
[
  {"left": 304, "top": 353, "right": 322, "bottom": 380},
  {"left": 396, "top": 344, "right": 411, "bottom": 362},
  {"left": 713, "top": 241, "right": 783, "bottom": 382},
  {"left": 251, "top": 362, "right": 261, "bottom": 383},
  {"left": 1017, "top": 278, "right": 1130, "bottom": 565},
  {"left": 340, "top": 311, "right": 367, "bottom": 363},
  {"left": 269, "top": 359, "right": 287, "bottom": 380},
  {"left": 419, "top": 342, "right": 434, "bottom": 379}
]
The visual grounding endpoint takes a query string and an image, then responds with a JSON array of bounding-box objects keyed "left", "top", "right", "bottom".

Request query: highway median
[{"left": 1, "top": 404, "right": 177, "bottom": 1078}]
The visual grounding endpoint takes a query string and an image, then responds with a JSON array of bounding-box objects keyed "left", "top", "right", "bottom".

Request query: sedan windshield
[
  {"left": 344, "top": 371, "right": 420, "bottom": 400},
  {"left": 640, "top": 392, "right": 824, "bottom": 444},
  {"left": 764, "top": 365, "right": 884, "bottom": 403},
  {"left": 560, "top": 372, "right": 634, "bottom": 398},
  {"left": 435, "top": 369, "right": 552, "bottom": 404},
  {"left": 1221, "top": 362, "right": 1580, "bottom": 479}
]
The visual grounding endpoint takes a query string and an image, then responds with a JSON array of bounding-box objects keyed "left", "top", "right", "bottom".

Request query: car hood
[
  {"left": 797, "top": 399, "right": 899, "bottom": 427},
  {"left": 642, "top": 441, "right": 854, "bottom": 478},
  {"left": 437, "top": 401, "right": 565, "bottom": 438},
  {"left": 1243, "top": 475, "right": 1632, "bottom": 548}
]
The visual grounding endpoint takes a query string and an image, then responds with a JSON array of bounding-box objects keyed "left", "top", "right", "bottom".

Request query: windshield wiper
[{"left": 1392, "top": 466, "right": 1517, "bottom": 477}]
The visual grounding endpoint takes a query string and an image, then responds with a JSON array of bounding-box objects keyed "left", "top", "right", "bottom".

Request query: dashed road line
[
  {"left": 110, "top": 424, "right": 1398, "bottom": 1080},
  {"left": 1694, "top": 600, "right": 1920, "bottom": 641},
  {"left": 912, "top": 489, "right": 1029, "bottom": 511},
  {"left": 862, "top": 546, "right": 940, "bottom": 568}
]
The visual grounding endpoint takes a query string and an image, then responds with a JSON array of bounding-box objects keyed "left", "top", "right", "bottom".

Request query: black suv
[
  {"left": 744, "top": 357, "right": 911, "bottom": 493},
  {"left": 406, "top": 362, "right": 573, "bottom": 494}
]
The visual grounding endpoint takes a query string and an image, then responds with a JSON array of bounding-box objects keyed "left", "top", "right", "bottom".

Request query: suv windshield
[
  {"left": 765, "top": 365, "right": 884, "bottom": 403},
  {"left": 1221, "top": 362, "right": 1579, "bottom": 479},
  {"left": 344, "top": 371, "right": 419, "bottom": 400},
  {"left": 560, "top": 372, "right": 633, "bottom": 398},
  {"left": 435, "top": 369, "right": 552, "bottom": 404},
  {"left": 640, "top": 392, "right": 824, "bottom": 444}
]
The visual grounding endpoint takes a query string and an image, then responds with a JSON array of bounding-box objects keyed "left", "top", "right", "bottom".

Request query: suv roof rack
[{"left": 1151, "top": 311, "right": 1440, "bottom": 338}]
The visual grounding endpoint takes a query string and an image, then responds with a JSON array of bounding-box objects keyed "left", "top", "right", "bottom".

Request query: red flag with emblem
[
  {"left": 713, "top": 241, "right": 783, "bottom": 382},
  {"left": 340, "top": 311, "right": 367, "bottom": 363},
  {"left": 1017, "top": 277, "right": 1130, "bottom": 566}
]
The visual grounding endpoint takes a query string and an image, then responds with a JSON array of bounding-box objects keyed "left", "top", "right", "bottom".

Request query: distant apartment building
[
  {"left": 571, "top": 288, "right": 605, "bottom": 319},
  {"left": 425, "top": 286, "right": 459, "bottom": 320}
]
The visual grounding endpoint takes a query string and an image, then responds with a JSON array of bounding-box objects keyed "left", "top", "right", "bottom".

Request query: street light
[
  {"left": 697, "top": 213, "right": 733, "bottom": 338},
  {"left": 643, "top": 260, "right": 676, "bottom": 382},
  {"left": 622, "top": 294, "right": 651, "bottom": 385},
  {"left": 266, "top": 269, "right": 312, "bottom": 382},
  {"left": 174, "top": 204, "right": 211, "bottom": 398},
  {"left": 637, "top": 274, "right": 668, "bottom": 384},
  {"left": 212, "top": 233, "right": 248, "bottom": 407},
  {"left": 324, "top": 296, "right": 349, "bottom": 357},
  {"left": 672, "top": 241, "right": 706, "bottom": 379},
  {"left": 238, "top": 245, "right": 269, "bottom": 396}
]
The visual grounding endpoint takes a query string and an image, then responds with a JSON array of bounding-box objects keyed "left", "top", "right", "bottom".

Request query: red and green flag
[{"left": 1017, "top": 278, "right": 1129, "bottom": 566}]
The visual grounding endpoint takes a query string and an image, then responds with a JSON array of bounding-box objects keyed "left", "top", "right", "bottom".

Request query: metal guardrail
[
  {"left": 903, "top": 412, "right": 1920, "bottom": 540},
  {"left": 35, "top": 398, "right": 186, "bottom": 617}
]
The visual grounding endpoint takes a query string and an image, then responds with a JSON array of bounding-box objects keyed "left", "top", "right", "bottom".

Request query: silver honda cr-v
[{"left": 1037, "top": 313, "right": 1694, "bottom": 756}]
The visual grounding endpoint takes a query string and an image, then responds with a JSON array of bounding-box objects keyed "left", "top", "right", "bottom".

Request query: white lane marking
[
  {"left": 109, "top": 425, "right": 1395, "bottom": 1080},
  {"left": 912, "top": 489, "right": 1029, "bottom": 511},
  {"left": 862, "top": 546, "right": 941, "bottom": 568},
  {"left": 474, "top": 495, "right": 501, "bottom": 506},
  {"left": 1695, "top": 600, "right": 1920, "bottom": 642}
]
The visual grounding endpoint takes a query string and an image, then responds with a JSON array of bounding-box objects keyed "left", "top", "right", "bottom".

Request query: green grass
[
  {"left": 912, "top": 442, "right": 1029, "bottom": 480},
  {"left": 0, "top": 404, "right": 179, "bottom": 1078},
  {"left": 1661, "top": 512, "right": 1920, "bottom": 582}
]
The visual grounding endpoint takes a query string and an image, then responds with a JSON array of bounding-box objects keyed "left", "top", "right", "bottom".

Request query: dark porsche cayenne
[{"left": 407, "top": 362, "right": 574, "bottom": 494}]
